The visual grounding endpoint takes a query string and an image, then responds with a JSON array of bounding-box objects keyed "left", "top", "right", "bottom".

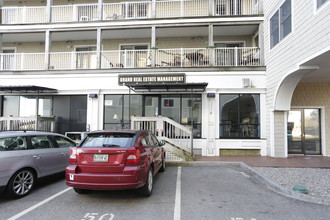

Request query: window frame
[
  {"left": 219, "top": 94, "right": 260, "bottom": 139},
  {"left": 270, "top": 0, "right": 292, "bottom": 49}
]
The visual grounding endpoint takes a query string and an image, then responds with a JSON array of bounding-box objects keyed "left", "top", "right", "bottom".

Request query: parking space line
[
  {"left": 174, "top": 166, "right": 181, "bottom": 220},
  {"left": 8, "top": 187, "right": 72, "bottom": 220}
]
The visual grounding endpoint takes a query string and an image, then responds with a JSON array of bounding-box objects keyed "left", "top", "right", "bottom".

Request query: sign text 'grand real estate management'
[{"left": 118, "top": 74, "right": 186, "bottom": 85}]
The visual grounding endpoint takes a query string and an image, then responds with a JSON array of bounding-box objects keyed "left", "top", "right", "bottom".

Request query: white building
[{"left": 0, "top": 0, "right": 328, "bottom": 159}]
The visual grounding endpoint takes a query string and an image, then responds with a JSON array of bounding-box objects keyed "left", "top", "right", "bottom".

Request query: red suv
[{"left": 65, "top": 130, "right": 165, "bottom": 196}]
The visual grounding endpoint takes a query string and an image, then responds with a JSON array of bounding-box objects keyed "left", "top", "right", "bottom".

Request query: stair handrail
[{"left": 131, "top": 116, "right": 193, "bottom": 154}]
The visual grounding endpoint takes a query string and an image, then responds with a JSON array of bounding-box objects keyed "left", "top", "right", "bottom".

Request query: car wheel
[
  {"left": 159, "top": 155, "right": 166, "bottom": 172},
  {"left": 73, "top": 188, "right": 90, "bottom": 194},
  {"left": 139, "top": 168, "right": 153, "bottom": 197},
  {"left": 5, "top": 169, "right": 35, "bottom": 199}
]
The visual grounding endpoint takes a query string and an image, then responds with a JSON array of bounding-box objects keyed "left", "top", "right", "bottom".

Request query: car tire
[
  {"left": 159, "top": 154, "right": 166, "bottom": 172},
  {"left": 5, "top": 169, "right": 35, "bottom": 199},
  {"left": 139, "top": 168, "right": 153, "bottom": 197},
  {"left": 73, "top": 188, "right": 90, "bottom": 194}
]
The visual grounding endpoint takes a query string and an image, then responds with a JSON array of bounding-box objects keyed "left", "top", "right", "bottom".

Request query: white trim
[
  {"left": 269, "top": 0, "right": 293, "bottom": 51},
  {"left": 315, "top": 0, "right": 330, "bottom": 13},
  {"left": 290, "top": 106, "right": 326, "bottom": 156}
]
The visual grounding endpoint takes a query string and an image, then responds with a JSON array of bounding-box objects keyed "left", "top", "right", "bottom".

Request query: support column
[
  {"left": 150, "top": 26, "right": 156, "bottom": 67},
  {"left": 258, "top": 22, "right": 264, "bottom": 65},
  {"left": 208, "top": 24, "right": 214, "bottom": 66},
  {"left": 46, "top": 0, "right": 53, "bottom": 23},
  {"left": 44, "top": 30, "right": 51, "bottom": 70},
  {"left": 98, "top": 0, "right": 103, "bottom": 20},
  {"left": 87, "top": 91, "right": 101, "bottom": 131},
  {"left": 96, "top": 28, "right": 102, "bottom": 69},
  {"left": 271, "top": 110, "right": 288, "bottom": 158},
  {"left": 151, "top": 0, "right": 156, "bottom": 18}
]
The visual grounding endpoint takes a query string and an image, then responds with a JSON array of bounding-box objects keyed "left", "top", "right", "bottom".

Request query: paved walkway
[{"left": 195, "top": 155, "right": 330, "bottom": 168}]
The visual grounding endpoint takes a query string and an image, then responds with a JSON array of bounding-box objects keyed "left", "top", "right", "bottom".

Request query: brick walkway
[{"left": 195, "top": 156, "right": 330, "bottom": 168}]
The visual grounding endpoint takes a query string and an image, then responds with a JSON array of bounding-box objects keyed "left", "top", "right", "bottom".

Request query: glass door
[
  {"left": 288, "top": 109, "right": 321, "bottom": 155},
  {"left": 143, "top": 96, "right": 160, "bottom": 117}
]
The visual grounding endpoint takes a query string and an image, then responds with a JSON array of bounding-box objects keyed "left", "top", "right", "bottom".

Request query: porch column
[
  {"left": 98, "top": 0, "right": 103, "bottom": 20},
  {"left": 96, "top": 28, "right": 102, "bottom": 69},
  {"left": 150, "top": 26, "right": 156, "bottom": 67},
  {"left": 208, "top": 24, "right": 214, "bottom": 66},
  {"left": 46, "top": 0, "right": 53, "bottom": 23},
  {"left": 44, "top": 30, "right": 51, "bottom": 70},
  {"left": 270, "top": 110, "right": 288, "bottom": 158},
  {"left": 151, "top": 0, "right": 156, "bottom": 18},
  {"left": 258, "top": 22, "right": 264, "bottom": 65},
  {"left": 208, "top": 0, "right": 214, "bottom": 16},
  {"left": 87, "top": 91, "right": 101, "bottom": 131},
  {"left": 0, "top": 33, "right": 3, "bottom": 52}
]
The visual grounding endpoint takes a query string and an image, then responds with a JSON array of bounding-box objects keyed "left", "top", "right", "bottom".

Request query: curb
[{"left": 166, "top": 161, "right": 330, "bottom": 206}]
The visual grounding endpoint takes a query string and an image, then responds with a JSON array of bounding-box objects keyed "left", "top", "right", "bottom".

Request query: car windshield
[{"left": 81, "top": 133, "right": 134, "bottom": 148}]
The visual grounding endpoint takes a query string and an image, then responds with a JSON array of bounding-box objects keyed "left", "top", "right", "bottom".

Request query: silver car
[{"left": 0, "top": 131, "right": 76, "bottom": 199}]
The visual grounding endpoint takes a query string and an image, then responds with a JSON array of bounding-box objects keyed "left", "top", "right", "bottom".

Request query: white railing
[
  {"left": 214, "top": 0, "right": 259, "bottom": 16},
  {"left": 2, "top": 6, "right": 47, "bottom": 24},
  {"left": 1, "top": 0, "right": 260, "bottom": 24},
  {"left": 0, "top": 53, "right": 44, "bottom": 71},
  {"left": 104, "top": 1, "right": 151, "bottom": 20},
  {"left": 0, "top": 116, "right": 55, "bottom": 132},
  {"left": 214, "top": 47, "right": 261, "bottom": 66},
  {"left": 155, "top": 48, "right": 209, "bottom": 67},
  {"left": 101, "top": 49, "right": 150, "bottom": 68},
  {"left": 131, "top": 116, "right": 193, "bottom": 153},
  {"left": 0, "top": 47, "right": 261, "bottom": 71}
]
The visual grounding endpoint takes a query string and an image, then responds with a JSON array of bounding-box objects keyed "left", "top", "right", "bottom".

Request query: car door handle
[{"left": 33, "top": 155, "right": 41, "bottom": 159}]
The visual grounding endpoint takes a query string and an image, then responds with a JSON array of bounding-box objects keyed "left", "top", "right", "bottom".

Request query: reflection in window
[{"left": 220, "top": 94, "right": 260, "bottom": 138}]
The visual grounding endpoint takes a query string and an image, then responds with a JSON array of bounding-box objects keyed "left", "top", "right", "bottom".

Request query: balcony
[
  {"left": 1, "top": 0, "right": 260, "bottom": 24},
  {"left": 0, "top": 47, "right": 261, "bottom": 71}
]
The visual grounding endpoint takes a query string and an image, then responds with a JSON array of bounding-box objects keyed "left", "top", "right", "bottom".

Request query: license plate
[{"left": 93, "top": 154, "right": 108, "bottom": 162}]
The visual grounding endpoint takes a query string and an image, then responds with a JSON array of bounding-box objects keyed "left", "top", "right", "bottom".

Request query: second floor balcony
[
  {"left": 0, "top": 47, "right": 262, "bottom": 71},
  {"left": 1, "top": 0, "right": 261, "bottom": 25}
]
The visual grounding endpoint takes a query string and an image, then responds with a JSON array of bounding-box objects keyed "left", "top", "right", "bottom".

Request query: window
[
  {"left": 54, "top": 136, "right": 76, "bottom": 148},
  {"left": 31, "top": 136, "right": 53, "bottom": 149},
  {"left": 163, "top": 99, "right": 174, "bottom": 107},
  {"left": 0, "top": 137, "right": 27, "bottom": 151},
  {"left": 270, "top": 0, "right": 292, "bottom": 48},
  {"left": 220, "top": 94, "right": 260, "bottom": 138},
  {"left": 317, "top": 0, "right": 329, "bottom": 8},
  {"left": 2, "top": 96, "right": 52, "bottom": 117}
]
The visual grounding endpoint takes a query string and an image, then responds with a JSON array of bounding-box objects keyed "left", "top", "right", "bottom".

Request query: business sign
[{"left": 118, "top": 74, "right": 186, "bottom": 85}]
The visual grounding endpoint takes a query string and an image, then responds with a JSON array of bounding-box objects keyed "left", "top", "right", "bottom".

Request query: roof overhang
[
  {"left": 0, "top": 85, "right": 57, "bottom": 94},
  {"left": 126, "top": 82, "right": 208, "bottom": 92}
]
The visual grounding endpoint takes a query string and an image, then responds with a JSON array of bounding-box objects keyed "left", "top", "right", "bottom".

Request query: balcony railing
[
  {"left": 0, "top": 47, "right": 261, "bottom": 71},
  {"left": 1, "top": 0, "right": 260, "bottom": 24}
]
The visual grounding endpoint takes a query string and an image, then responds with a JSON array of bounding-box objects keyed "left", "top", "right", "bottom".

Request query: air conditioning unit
[{"left": 242, "top": 78, "right": 251, "bottom": 88}]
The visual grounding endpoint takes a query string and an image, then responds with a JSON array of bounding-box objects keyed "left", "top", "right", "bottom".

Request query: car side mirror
[{"left": 159, "top": 140, "right": 166, "bottom": 146}]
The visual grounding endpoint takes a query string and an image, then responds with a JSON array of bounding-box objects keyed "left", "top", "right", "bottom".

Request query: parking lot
[{"left": 1, "top": 165, "right": 329, "bottom": 220}]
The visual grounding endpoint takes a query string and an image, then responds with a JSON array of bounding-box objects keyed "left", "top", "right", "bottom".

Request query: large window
[
  {"left": 220, "top": 94, "right": 260, "bottom": 138},
  {"left": 104, "top": 94, "right": 202, "bottom": 137},
  {"left": 2, "top": 96, "right": 52, "bottom": 117},
  {"left": 270, "top": 0, "right": 292, "bottom": 48}
]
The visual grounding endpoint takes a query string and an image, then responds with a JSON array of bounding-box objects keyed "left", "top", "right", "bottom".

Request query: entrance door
[
  {"left": 143, "top": 96, "right": 160, "bottom": 117},
  {"left": 287, "top": 109, "right": 321, "bottom": 155}
]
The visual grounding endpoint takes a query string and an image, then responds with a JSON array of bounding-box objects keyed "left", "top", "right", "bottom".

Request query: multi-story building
[
  {"left": 264, "top": 0, "right": 330, "bottom": 158},
  {"left": 0, "top": 0, "right": 328, "bottom": 159}
]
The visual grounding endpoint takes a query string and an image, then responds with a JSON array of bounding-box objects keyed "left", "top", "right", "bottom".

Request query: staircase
[{"left": 131, "top": 116, "right": 195, "bottom": 161}]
